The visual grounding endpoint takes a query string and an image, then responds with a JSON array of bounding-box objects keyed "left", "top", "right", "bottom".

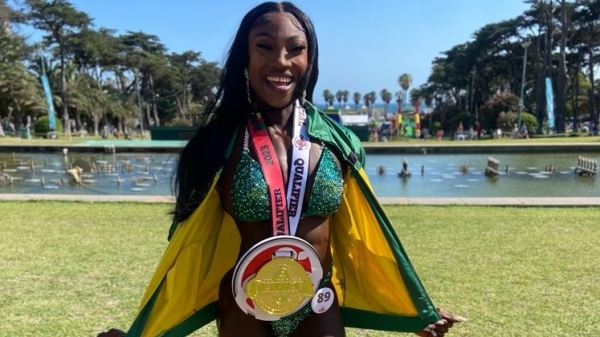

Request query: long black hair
[{"left": 172, "top": 2, "right": 320, "bottom": 223}]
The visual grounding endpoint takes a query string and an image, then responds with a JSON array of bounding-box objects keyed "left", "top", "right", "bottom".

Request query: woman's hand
[
  {"left": 416, "top": 308, "right": 466, "bottom": 337},
  {"left": 96, "top": 328, "right": 126, "bottom": 337}
]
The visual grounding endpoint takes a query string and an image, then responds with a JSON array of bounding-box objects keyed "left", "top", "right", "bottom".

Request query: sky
[{"left": 20, "top": 0, "right": 530, "bottom": 104}]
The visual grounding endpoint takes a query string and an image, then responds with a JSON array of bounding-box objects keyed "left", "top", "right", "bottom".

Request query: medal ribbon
[{"left": 247, "top": 101, "right": 311, "bottom": 237}]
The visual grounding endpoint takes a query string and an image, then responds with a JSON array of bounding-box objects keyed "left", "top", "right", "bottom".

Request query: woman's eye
[
  {"left": 256, "top": 43, "right": 271, "bottom": 50},
  {"left": 290, "top": 45, "right": 306, "bottom": 52}
]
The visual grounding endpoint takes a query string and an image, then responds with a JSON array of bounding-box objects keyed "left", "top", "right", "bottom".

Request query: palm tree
[
  {"left": 363, "top": 92, "right": 376, "bottom": 116},
  {"left": 353, "top": 92, "right": 361, "bottom": 111},
  {"left": 335, "top": 90, "right": 343, "bottom": 109},
  {"left": 369, "top": 91, "right": 377, "bottom": 116},
  {"left": 323, "top": 89, "right": 332, "bottom": 108},
  {"left": 342, "top": 90, "right": 349, "bottom": 110},
  {"left": 398, "top": 73, "right": 413, "bottom": 108},
  {"left": 0, "top": 28, "right": 45, "bottom": 133},
  {"left": 380, "top": 89, "right": 392, "bottom": 115},
  {"left": 395, "top": 91, "right": 404, "bottom": 108},
  {"left": 362, "top": 93, "right": 370, "bottom": 115},
  {"left": 410, "top": 88, "right": 421, "bottom": 108}
]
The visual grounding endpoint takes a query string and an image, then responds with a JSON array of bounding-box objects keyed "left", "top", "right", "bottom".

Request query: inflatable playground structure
[{"left": 324, "top": 106, "right": 424, "bottom": 141}]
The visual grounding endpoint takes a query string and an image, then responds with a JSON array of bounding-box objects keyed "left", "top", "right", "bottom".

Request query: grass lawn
[{"left": 0, "top": 201, "right": 598, "bottom": 336}]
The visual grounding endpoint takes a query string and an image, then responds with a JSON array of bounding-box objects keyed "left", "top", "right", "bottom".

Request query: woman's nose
[{"left": 272, "top": 49, "right": 291, "bottom": 67}]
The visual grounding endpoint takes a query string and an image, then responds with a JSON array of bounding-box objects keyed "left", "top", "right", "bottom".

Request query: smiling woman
[
  {"left": 247, "top": 11, "right": 309, "bottom": 109},
  {"left": 97, "top": 2, "right": 463, "bottom": 337}
]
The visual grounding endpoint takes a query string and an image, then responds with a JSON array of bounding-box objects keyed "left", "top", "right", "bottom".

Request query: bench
[
  {"left": 455, "top": 131, "right": 476, "bottom": 141},
  {"left": 484, "top": 157, "right": 500, "bottom": 177},
  {"left": 574, "top": 156, "right": 597, "bottom": 176}
]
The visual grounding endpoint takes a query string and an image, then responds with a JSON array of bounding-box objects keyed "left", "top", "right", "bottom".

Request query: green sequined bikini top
[{"left": 230, "top": 129, "right": 344, "bottom": 223}]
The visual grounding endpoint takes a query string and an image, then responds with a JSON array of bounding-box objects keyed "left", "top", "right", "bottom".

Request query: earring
[{"left": 244, "top": 68, "right": 252, "bottom": 104}]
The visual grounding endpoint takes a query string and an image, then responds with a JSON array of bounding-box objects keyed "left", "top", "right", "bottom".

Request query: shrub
[
  {"left": 165, "top": 117, "right": 193, "bottom": 127},
  {"left": 34, "top": 116, "right": 63, "bottom": 134},
  {"left": 496, "top": 111, "right": 538, "bottom": 133},
  {"left": 481, "top": 92, "right": 519, "bottom": 130},
  {"left": 520, "top": 112, "right": 538, "bottom": 134}
]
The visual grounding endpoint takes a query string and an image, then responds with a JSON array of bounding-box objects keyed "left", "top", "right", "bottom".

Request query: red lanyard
[{"left": 247, "top": 113, "right": 290, "bottom": 236}]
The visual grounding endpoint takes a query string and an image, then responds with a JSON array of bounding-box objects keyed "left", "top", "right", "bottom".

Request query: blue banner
[
  {"left": 545, "top": 77, "right": 555, "bottom": 130},
  {"left": 40, "top": 74, "right": 56, "bottom": 131}
]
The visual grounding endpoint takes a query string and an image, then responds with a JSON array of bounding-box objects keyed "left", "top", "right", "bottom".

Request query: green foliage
[
  {"left": 165, "top": 116, "right": 192, "bottom": 127},
  {"left": 496, "top": 111, "right": 515, "bottom": 131},
  {"left": 447, "top": 110, "right": 470, "bottom": 131},
  {"left": 481, "top": 92, "right": 518, "bottom": 130},
  {"left": 398, "top": 73, "right": 412, "bottom": 91},
  {"left": 432, "top": 121, "right": 442, "bottom": 132},
  {"left": 34, "top": 115, "right": 63, "bottom": 134},
  {"left": 432, "top": 103, "right": 471, "bottom": 132},
  {"left": 520, "top": 112, "right": 538, "bottom": 133},
  {"left": 496, "top": 111, "right": 538, "bottom": 133},
  {"left": 3, "top": 0, "right": 598, "bottom": 136}
]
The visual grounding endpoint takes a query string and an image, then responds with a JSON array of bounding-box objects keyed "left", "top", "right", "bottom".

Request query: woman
[{"left": 99, "top": 2, "right": 463, "bottom": 337}]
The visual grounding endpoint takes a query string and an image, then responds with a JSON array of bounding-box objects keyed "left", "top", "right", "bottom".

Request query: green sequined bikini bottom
[{"left": 269, "top": 265, "right": 333, "bottom": 337}]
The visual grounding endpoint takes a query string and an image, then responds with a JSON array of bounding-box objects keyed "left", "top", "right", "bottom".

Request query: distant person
[
  {"left": 468, "top": 127, "right": 475, "bottom": 140},
  {"left": 511, "top": 124, "right": 519, "bottom": 138},
  {"left": 520, "top": 124, "right": 528, "bottom": 139}
]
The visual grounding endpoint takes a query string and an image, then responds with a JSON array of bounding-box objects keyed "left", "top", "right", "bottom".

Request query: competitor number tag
[{"left": 311, "top": 287, "right": 334, "bottom": 314}]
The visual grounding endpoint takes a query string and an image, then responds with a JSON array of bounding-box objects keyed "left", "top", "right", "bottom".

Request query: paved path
[{"left": 1, "top": 194, "right": 599, "bottom": 206}]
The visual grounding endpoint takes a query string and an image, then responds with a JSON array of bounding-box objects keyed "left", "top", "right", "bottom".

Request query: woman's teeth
[{"left": 267, "top": 76, "right": 291, "bottom": 84}]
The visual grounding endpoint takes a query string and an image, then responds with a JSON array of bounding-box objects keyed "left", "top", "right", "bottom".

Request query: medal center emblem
[{"left": 246, "top": 257, "right": 314, "bottom": 315}]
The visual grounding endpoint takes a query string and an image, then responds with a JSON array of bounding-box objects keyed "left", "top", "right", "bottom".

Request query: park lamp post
[
  {"left": 469, "top": 66, "right": 476, "bottom": 127},
  {"left": 518, "top": 39, "right": 531, "bottom": 129},
  {"left": 135, "top": 69, "right": 145, "bottom": 140}
]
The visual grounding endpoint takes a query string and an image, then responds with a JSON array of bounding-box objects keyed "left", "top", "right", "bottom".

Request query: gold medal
[
  {"left": 232, "top": 236, "right": 323, "bottom": 320},
  {"left": 246, "top": 257, "right": 314, "bottom": 316}
]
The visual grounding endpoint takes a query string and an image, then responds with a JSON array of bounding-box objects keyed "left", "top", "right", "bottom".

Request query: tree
[
  {"left": 0, "top": 18, "right": 44, "bottom": 135},
  {"left": 555, "top": 0, "right": 569, "bottom": 133},
  {"left": 380, "top": 89, "right": 391, "bottom": 115},
  {"left": 575, "top": 0, "right": 600, "bottom": 124},
  {"left": 363, "top": 92, "right": 376, "bottom": 116},
  {"left": 335, "top": 90, "right": 343, "bottom": 109},
  {"left": 353, "top": 92, "right": 361, "bottom": 111},
  {"left": 67, "top": 27, "right": 120, "bottom": 134},
  {"left": 342, "top": 90, "right": 349, "bottom": 109},
  {"left": 322, "top": 89, "right": 334, "bottom": 108},
  {"left": 118, "top": 31, "right": 168, "bottom": 129},
  {"left": 170, "top": 50, "right": 201, "bottom": 118},
  {"left": 409, "top": 88, "right": 421, "bottom": 108},
  {"left": 26, "top": 0, "right": 92, "bottom": 137},
  {"left": 398, "top": 73, "right": 412, "bottom": 107},
  {"left": 395, "top": 91, "right": 404, "bottom": 108},
  {"left": 369, "top": 91, "right": 377, "bottom": 107}
]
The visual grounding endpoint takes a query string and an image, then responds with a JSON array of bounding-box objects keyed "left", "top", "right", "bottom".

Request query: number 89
[{"left": 317, "top": 291, "right": 331, "bottom": 303}]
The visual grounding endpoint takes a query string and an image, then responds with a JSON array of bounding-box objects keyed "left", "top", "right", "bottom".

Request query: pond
[{"left": 0, "top": 151, "right": 597, "bottom": 198}]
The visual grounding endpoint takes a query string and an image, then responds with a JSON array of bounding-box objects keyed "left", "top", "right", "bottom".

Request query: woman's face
[{"left": 247, "top": 12, "right": 308, "bottom": 109}]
